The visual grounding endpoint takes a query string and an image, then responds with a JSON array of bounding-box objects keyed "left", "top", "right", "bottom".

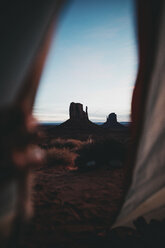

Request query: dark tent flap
[
  {"left": 114, "top": 0, "right": 165, "bottom": 227},
  {"left": 0, "top": 1, "right": 60, "bottom": 107}
]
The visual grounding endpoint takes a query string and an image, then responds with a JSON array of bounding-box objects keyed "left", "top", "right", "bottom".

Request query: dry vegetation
[
  {"left": 49, "top": 138, "right": 84, "bottom": 151},
  {"left": 41, "top": 137, "right": 127, "bottom": 171},
  {"left": 45, "top": 147, "right": 77, "bottom": 168},
  {"left": 20, "top": 135, "right": 131, "bottom": 248}
]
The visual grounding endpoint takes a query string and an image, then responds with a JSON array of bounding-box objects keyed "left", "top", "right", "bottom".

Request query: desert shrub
[
  {"left": 49, "top": 138, "right": 84, "bottom": 151},
  {"left": 45, "top": 147, "right": 77, "bottom": 167},
  {"left": 75, "top": 138, "right": 127, "bottom": 169}
]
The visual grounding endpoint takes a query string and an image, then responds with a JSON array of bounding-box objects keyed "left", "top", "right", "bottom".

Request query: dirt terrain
[
  {"left": 20, "top": 125, "right": 131, "bottom": 248},
  {"left": 21, "top": 163, "right": 129, "bottom": 248}
]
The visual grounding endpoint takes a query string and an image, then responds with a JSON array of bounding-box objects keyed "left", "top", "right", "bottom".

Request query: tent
[
  {"left": 0, "top": 1, "right": 64, "bottom": 246},
  {"left": 113, "top": 0, "right": 165, "bottom": 227},
  {"left": 0, "top": 0, "right": 165, "bottom": 245}
]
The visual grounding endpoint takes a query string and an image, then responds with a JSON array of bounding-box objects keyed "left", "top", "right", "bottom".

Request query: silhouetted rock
[
  {"left": 69, "top": 102, "right": 88, "bottom": 120},
  {"left": 39, "top": 105, "right": 130, "bottom": 140},
  {"left": 58, "top": 102, "right": 101, "bottom": 132},
  {"left": 102, "top": 113, "right": 125, "bottom": 129}
]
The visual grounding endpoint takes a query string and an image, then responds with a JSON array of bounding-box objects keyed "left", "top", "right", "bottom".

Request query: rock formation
[
  {"left": 58, "top": 102, "right": 101, "bottom": 132},
  {"left": 102, "top": 113, "right": 125, "bottom": 128},
  {"left": 69, "top": 102, "right": 88, "bottom": 120}
]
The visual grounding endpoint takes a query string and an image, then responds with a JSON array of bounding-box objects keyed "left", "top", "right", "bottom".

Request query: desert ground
[
  {"left": 19, "top": 124, "right": 133, "bottom": 248},
  {"left": 19, "top": 123, "right": 165, "bottom": 248}
]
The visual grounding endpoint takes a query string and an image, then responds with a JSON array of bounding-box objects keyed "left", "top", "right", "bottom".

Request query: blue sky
[{"left": 33, "top": 0, "right": 137, "bottom": 123}]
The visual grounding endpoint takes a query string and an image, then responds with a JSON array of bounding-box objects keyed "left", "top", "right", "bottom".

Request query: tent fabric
[
  {"left": 0, "top": 1, "right": 63, "bottom": 245},
  {"left": 0, "top": 0, "right": 61, "bottom": 108},
  {"left": 113, "top": 0, "right": 165, "bottom": 227},
  {"left": 1, "top": 0, "right": 165, "bottom": 240}
]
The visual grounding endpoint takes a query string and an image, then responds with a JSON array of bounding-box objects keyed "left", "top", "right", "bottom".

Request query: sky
[{"left": 33, "top": 0, "right": 138, "bottom": 123}]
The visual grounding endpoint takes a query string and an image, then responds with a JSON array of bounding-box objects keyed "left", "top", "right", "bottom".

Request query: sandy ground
[{"left": 20, "top": 163, "right": 128, "bottom": 248}]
